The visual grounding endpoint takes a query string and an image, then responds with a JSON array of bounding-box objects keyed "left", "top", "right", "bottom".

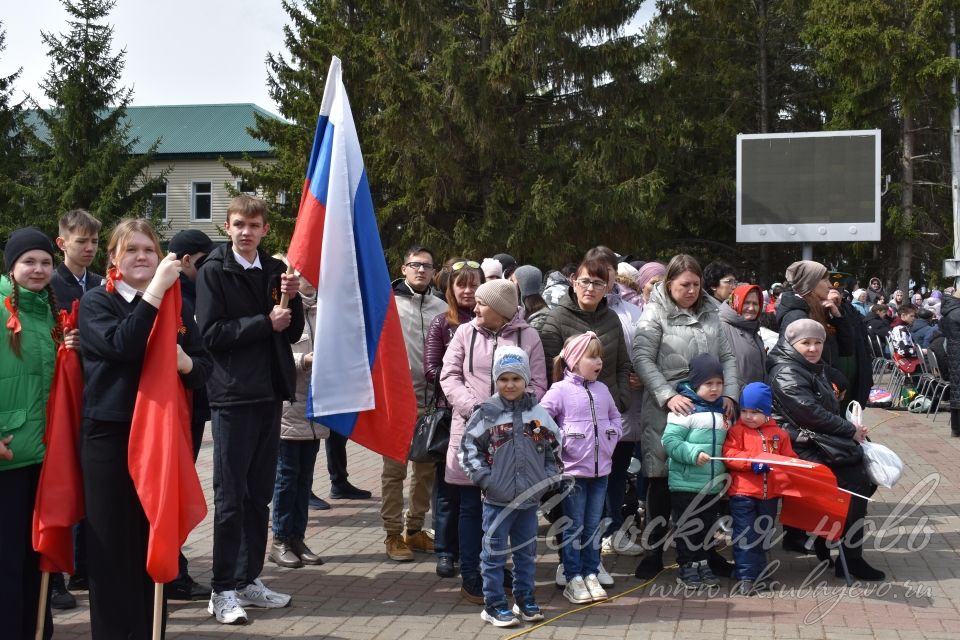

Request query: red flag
[
  {"left": 128, "top": 281, "right": 207, "bottom": 583},
  {"left": 32, "top": 301, "right": 84, "bottom": 574},
  {"left": 757, "top": 452, "right": 851, "bottom": 542}
]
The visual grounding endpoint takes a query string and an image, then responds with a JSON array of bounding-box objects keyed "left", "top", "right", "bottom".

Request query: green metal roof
[{"left": 27, "top": 103, "right": 283, "bottom": 158}]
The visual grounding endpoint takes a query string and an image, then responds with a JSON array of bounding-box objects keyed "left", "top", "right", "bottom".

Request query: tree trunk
[{"left": 898, "top": 110, "right": 914, "bottom": 293}]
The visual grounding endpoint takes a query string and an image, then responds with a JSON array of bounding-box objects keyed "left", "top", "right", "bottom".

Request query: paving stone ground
[{"left": 49, "top": 407, "right": 960, "bottom": 639}]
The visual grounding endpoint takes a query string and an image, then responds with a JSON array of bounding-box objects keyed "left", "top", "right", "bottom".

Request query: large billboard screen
[{"left": 737, "top": 130, "right": 880, "bottom": 243}]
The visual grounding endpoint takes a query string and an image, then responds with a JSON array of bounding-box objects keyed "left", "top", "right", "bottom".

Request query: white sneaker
[
  {"left": 555, "top": 563, "right": 567, "bottom": 587},
  {"left": 603, "top": 530, "right": 644, "bottom": 556},
  {"left": 584, "top": 573, "right": 608, "bottom": 601},
  {"left": 207, "top": 590, "right": 248, "bottom": 624},
  {"left": 236, "top": 578, "right": 291, "bottom": 609},
  {"left": 562, "top": 576, "right": 592, "bottom": 604},
  {"left": 597, "top": 560, "right": 614, "bottom": 587}
]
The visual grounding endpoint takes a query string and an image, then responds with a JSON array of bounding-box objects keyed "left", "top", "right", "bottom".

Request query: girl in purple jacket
[{"left": 540, "top": 332, "right": 622, "bottom": 605}]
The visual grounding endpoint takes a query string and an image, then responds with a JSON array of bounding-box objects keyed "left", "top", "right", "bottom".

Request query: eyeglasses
[
  {"left": 451, "top": 260, "right": 480, "bottom": 271},
  {"left": 575, "top": 278, "right": 607, "bottom": 290},
  {"left": 719, "top": 277, "right": 737, "bottom": 285},
  {"left": 404, "top": 261, "right": 435, "bottom": 271}
]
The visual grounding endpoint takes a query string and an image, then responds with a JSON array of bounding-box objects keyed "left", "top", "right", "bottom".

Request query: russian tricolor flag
[{"left": 287, "top": 57, "right": 417, "bottom": 464}]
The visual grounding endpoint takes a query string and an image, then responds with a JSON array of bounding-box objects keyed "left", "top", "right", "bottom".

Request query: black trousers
[
  {"left": 325, "top": 430, "right": 350, "bottom": 487},
  {"left": 670, "top": 490, "right": 721, "bottom": 565},
  {"left": 82, "top": 418, "right": 166, "bottom": 640},
  {"left": 832, "top": 463, "right": 877, "bottom": 560},
  {"left": 643, "top": 477, "right": 672, "bottom": 559},
  {"left": 0, "top": 464, "right": 53, "bottom": 640},
  {"left": 211, "top": 402, "right": 281, "bottom": 592}
]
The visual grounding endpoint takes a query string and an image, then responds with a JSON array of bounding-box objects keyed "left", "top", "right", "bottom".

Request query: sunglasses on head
[{"left": 451, "top": 260, "right": 480, "bottom": 272}]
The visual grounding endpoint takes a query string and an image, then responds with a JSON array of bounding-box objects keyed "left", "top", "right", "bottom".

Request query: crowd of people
[{"left": 1, "top": 197, "right": 953, "bottom": 636}]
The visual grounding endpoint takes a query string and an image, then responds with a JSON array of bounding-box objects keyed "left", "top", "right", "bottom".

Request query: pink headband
[{"left": 561, "top": 331, "right": 600, "bottom": 371}]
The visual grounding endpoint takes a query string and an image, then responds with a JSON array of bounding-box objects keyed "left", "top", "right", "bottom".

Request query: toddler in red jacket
[{"left": 722, "top": 382, "right": 798, "bottom": 595}]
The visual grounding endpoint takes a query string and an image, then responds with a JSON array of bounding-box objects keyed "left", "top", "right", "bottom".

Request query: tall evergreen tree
[
  {"left": 24, "top": 0, "right": 163, "bottom": 237},
  {"left": 0, "top": 23, "right": 29, "bottom": 239},
  {"left": 804, "top": 0, "right": 960, "bottom": 291},
  {"left": 641, "top": 0, "right": 824, "bottom": 281},
  {"left": 230, "top": 0, "right": 661, "bottom": 267}
]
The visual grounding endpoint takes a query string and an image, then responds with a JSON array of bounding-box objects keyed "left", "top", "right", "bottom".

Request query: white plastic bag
[
  {"left": 861, "top": 441, "right": 904, "bottom": 488},
  {"left": 846, "top": 401, "right": 863, "bottom": 426}
]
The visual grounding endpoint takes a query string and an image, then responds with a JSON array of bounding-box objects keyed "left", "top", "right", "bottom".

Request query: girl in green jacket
[{"left": 0, "top": 227, "right": 77, "bottom": 640}]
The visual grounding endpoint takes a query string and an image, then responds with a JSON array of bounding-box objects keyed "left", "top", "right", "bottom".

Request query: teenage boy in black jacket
[{"left": 196, "top": 195, "right": 304, "bottom": 625}]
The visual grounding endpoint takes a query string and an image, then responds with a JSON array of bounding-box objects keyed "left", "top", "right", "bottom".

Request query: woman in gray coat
[
  {"left": 631, "top": 254, "right": 740, "bottom": 579},
  {"left": 718, "top": 283, "right": 766, "bottom": 386}
]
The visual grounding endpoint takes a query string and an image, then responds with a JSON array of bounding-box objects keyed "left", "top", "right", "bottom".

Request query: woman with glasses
[
  {"left": 539, "top": 258, "right": 631, "bottom": 407},
  {"left": 703, "top": 261, "right": 738, "bottom": 305},
  {"left": 423, "top": 257, "right": 482, "bottom": 579},
  {"left": 719, "top": 284, "right": 767, "bottom": 386},
  {"left": 632, "top": 254, "right": 740, "bottom": 580}
]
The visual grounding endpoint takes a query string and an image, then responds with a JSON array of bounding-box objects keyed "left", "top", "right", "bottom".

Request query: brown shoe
[
  {"left": 404, "top": 529, "right": 435, "bottom": 553},
  {"left": 269, "top": 539, "right": 303, "bottom": 569},
  {"left": 291, "top": 537, "right": 324, "bottom": 566},
  {"left": 385, "top": 534, "right": 414, "bottom": 562}
]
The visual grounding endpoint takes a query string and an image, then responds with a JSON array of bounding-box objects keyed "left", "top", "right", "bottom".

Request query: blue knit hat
[{"left": 740, "top": 382, "right": 772, "bottom": 416}]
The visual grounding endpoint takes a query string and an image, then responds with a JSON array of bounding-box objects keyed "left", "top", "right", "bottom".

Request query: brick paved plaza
[{"left": 49, "top": 407, "right": 960, "bottom": 639}]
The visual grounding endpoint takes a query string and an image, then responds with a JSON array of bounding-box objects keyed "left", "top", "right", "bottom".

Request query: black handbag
[
  {"left": 794, "top": 427, "right": 863, "bottom": 467},
  {"left": 408, "top": 378, "right": 451, "bottom": 463}
]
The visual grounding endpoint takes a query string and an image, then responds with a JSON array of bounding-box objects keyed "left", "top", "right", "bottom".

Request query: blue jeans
[
  {"left": 433, "top": 462, "right": 460, "bottom": 560},
  {"left": 561, "top": 476, "right": 609, "bottom": 580},
  {"left": 458, "top": 486, "right": 483, "bottom": 581},
  {"left": 272, "top": 439, "right": 321, "bottom": 539},
  {"left": 729, "top": 496, "right": 779, "bottom": 581},
  {"left": 481, "top": 503, "right": 538, "bottom": 607},
  {"left": 603, "top": 442, "right": 634, "bottom": 536}
]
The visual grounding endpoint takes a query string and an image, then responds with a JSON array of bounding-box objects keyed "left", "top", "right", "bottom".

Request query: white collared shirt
[
  {"left": 114, "top": 279, "right": 141, "bottom": 303},
  {"left": 233, "top": 249, "right": 262, "bottom": 270}
]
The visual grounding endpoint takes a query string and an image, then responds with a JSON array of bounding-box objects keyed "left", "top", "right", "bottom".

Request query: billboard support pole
[
  {"left": 802, "top": 243, "right": 813, "bottom": 261},
  {"left": 950, "top": 14, "right": 960, "bottom": 290}
]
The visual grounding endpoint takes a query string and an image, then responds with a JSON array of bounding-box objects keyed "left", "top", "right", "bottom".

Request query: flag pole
[
  {"left": 279, "top": 264, "right": 296, "bottom": 309},
  {"left": 152, "top": 582, "right": 163, "bottom": 640},
  {"left": 35, "top": 571, "right": 50, "bottom": 640}
]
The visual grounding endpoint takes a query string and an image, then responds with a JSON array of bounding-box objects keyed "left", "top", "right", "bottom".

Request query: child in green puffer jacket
[{"left": 661, "top": 353, "right": 731, "bottom": 588}]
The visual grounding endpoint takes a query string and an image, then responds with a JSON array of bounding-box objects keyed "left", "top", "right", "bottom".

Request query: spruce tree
[
  {"left": 0, "top": 23, "right": 29, "bottom": 239},
  {"left": 230, "top": 0, "right": 660, "bottom": 266},
  {"left": 25, "top": 0, "right": 163, "bottom": 237}
]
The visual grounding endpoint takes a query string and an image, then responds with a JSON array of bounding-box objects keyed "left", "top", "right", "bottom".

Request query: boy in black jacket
[{"left": 196, "top": 195, "right": 304, "bottom": 625}]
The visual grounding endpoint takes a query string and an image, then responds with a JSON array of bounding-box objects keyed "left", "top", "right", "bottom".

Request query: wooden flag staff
[{"left": 35, "top": 572, "right": 50, "bottom": 640}]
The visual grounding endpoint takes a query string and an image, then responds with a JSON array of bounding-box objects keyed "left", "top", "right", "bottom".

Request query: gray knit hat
[
  {"left": 493, "top": 345, "right": 530, "bottom": 385},
  {"left": 784, "top": 260, "right": 828, "bottom": 297},
  {"left": 513, "top": 265, "right": 542, "bottom": 299},
  {"left": 476, "top": 279, "right": 518, "bottom": 320},
  {"left": 784, "top": 318, "right": 827, "bottom": 345}
]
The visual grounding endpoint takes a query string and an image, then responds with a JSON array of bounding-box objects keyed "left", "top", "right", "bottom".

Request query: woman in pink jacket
[{"left": 440, "top": 279, "right": 547, "bottom": 604}]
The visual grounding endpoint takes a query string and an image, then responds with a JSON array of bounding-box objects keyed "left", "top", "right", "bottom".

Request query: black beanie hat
[
  {"left": 4, "top": 227, "right": 56, "bottom": 271},
  {"left": 687, "top": 353, "right": 724, "bottom": 390},
  {"left": 168, "top": 229, "right": 214, "bottom": 258}
]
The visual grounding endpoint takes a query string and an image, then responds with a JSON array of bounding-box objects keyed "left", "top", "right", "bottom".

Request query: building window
[
  {"left": 235, "top": 179, "right": 256, "bottom": 195},
  {"left": 192, "top": 181, "right": 212, "bottom": 220},
  {"left": 148, "top": 181, "right": 167, "bottom": 220}
]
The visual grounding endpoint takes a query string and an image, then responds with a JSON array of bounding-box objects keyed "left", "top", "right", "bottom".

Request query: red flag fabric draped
[
  {"left": 756, "top": 452, "right": 851, "bottom": 542},
  {"left": 32, "top": 301, "right": 84, "bottom": 574},
  {"left": 128, "top": 281, "right": 207, "bottom": 583}
]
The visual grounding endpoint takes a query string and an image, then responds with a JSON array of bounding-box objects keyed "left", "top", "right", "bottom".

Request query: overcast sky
[{"left": 3, "top": 1, "right": 654, "bottom": 116}]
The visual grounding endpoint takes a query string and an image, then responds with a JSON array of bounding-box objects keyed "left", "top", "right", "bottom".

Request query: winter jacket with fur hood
[{"left": 440, "top": 313, "right": 547, "bottom": 486}]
